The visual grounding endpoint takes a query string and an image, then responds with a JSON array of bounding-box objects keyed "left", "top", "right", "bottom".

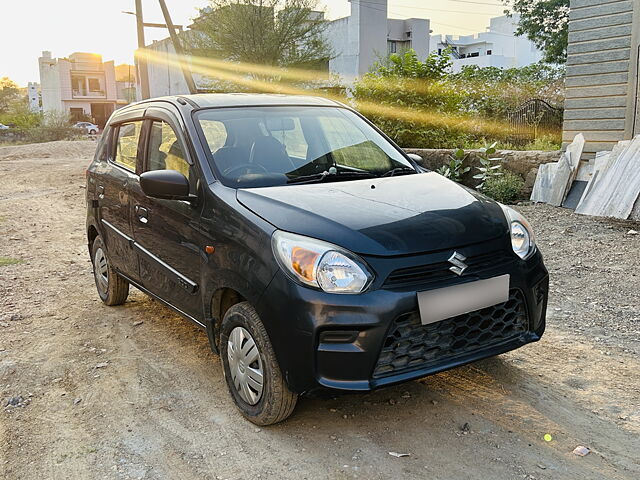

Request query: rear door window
[{"left": 114, "top": 121, "right": 144, "bottom": 171}]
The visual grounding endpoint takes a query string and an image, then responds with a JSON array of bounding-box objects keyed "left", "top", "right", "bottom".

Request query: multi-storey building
[
  {"left": 430, "top": 15, "right": 543, "bottom": 72},
  {"left": 38, "top": 51, "right": 134, "bottom": 127}
]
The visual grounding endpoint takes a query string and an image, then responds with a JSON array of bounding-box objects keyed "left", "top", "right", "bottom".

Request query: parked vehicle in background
[
  {"left": 0, "top": 123, "right": 10, "bottom": 130},
  {"left": 73, "top": 121, "right": 99, "bottom": 135},
  {"left": 85, "top": 94, "right": 549, "bottom": 426}
]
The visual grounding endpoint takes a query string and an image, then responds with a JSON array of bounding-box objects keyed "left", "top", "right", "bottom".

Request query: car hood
[{"left": 236, "top": 172, "right": 508, "bottom": 256}]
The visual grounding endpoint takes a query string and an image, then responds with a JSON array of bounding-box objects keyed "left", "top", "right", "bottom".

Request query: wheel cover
[
  {"left": 93, "top": 247, "right": 109, "bottom": 296},
  {"left": 227, "top": 326, "right": 264, "bottom": 405}
]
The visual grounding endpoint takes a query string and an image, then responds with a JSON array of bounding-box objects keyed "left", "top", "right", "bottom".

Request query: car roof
[{"left": 135, "top": 93, "right": 344, "bottom": 109}]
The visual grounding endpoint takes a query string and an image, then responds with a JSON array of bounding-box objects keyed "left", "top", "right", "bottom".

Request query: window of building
[
  {"left": 406, "top": 31, "right": 412, "bottom": 38},
  {"left": 69, "top": 108, "right": 84, "bottom": 122},
  {"left": 114, "top": 121, "right": 143, "bottom": 172},
  {"left": 71, "top": 76, "right": 86, "bottom": 96},
  {"left": 147, "top": 121, "right": 190, "bottom": 179},
  {"left": 487, "top": 50, "right": 492, "bottom": 55},
  {"left": 388, "top": 40, "right": 411, "bottom": 55},
  {"left": 88, "top": 78, "right": 101, "bottom": 92}
]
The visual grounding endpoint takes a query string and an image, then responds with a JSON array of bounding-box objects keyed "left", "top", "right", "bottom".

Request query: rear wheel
[
  {"left": 89, "top": 129, "right": 97, "bottom": 135},
  {"left": 220, "top": 302, "right": 297, "bottom": 425},
  {"left": 91, "top": 235, "right": 129, "bottom": 306}
]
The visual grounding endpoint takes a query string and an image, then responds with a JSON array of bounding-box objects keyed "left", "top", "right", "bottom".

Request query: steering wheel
[{"left": 223, "top": 163, "right": 269, "bottom": 177}]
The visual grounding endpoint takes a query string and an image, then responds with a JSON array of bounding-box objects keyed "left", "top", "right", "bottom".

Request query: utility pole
[
  {"left": 135, "top": 0, "right": 151, "bottom": 99},
  {"left": 136, "top": 0, "right": 151, "bottom": 100},
  {"left": 158, "top": 0, "right": 197, "bottom": 94}
]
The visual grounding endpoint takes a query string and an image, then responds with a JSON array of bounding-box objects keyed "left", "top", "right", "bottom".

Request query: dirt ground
[{"left": 0, "top": 140, "right": 638, "bottom": 480}]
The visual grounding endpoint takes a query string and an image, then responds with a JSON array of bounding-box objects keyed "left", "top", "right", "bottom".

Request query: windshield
[{"left": 196, "top": 106, "right": 416, "bottom": 188}]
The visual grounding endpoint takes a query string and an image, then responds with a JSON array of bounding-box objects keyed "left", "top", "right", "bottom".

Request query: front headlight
[
  {"left": 500, "top": 204, "right": 536, "bottom": 259},
  {"left": 271, "top": 231, "right": 373, "bottom": 294}
]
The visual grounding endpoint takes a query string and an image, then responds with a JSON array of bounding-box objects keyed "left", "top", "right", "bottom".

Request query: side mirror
[
  {"left": 407, "top": 153, "right": 423, "bottom": 164},
  {"left": 140, "top": 170, "right": 192, "bottom": 201}
]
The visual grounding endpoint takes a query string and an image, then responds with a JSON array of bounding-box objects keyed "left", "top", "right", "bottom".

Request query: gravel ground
[{"left": 0, "top": 141, "right": 638, "bottom": 479}]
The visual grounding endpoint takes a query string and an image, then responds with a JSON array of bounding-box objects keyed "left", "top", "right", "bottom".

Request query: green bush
[
  {"left": 522, "top": 134, "right": 561, "bottom": 151},
  {"left": 482, "top": 171, "right": 525, "bottom": 204},
  {"left": 350, "top": 50, "right": 564, "bottom": 149},
  {"left": 23, "top": 126, "right": 79, "bottom": 143},
  {"left": 436, "top": 148, "right": 470, "bottom": 182},
  {"left": 23, "top": 111, "right": 79, "bottom": 143},
  {"left": 450, "top": 64, "right": 565, "bottom": 119}
]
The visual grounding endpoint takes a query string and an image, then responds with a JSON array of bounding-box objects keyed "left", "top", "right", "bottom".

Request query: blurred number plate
[{"left": 417, "top": 274, "right": 510, "bottom": 325}]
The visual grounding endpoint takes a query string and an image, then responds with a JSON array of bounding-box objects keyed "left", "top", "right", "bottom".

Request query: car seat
[{"left": 249, "top": 136, "right": 293, "bottom": 175}]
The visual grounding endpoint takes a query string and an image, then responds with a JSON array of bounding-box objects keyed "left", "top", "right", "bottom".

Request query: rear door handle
[{"left": 135, "top": 205, "right": 149, "bottom": 224}]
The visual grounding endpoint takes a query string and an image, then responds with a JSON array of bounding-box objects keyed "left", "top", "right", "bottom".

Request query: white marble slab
[
  {"left": 576, "top": 136, "right": 640, "bottom": 218},
  {"left": 530, "top": 162, "right": 558, "bottom": 203}
]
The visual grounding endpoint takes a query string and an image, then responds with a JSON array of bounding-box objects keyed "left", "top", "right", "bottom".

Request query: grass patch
[{"left": 0, "top": 257, "right": 22, "bottom": 267}]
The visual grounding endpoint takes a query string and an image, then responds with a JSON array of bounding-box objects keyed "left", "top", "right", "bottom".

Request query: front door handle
[
  {"left": 97, "top": 185, "right": 105, "bottom": 199},
  {"left": 135, "top": 205, "right": 149, "bottom": 224}
]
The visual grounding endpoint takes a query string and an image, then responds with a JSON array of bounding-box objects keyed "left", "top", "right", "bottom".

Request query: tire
[
  {"left": 89, "top": 129, "right": 97, "bottom": 135},
  {"left": 91, "top": 235, "right": 129, "bottom": 306},
  {"left": 220, "top": 302, "right": 298, "bottom": 425}
]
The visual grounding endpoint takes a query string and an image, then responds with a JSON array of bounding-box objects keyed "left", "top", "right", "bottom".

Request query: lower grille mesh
[{"left": 373, "top": 290, "right": 528, "bottom": 378}]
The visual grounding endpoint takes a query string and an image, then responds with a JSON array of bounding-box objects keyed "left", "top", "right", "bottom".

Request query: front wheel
[
  {"left": 220, "top": 302, "right": 297, "bottom": 425},
  {"left": 91, "top": 235, "right": 129, "bottom": 306}
]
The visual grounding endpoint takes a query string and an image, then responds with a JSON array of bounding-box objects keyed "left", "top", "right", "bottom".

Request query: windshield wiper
[
  {"left": 381, "top": 166, "right": 417, "bottom": 177},
  {"left": 287, "top": 170, "right": 376, "bottom": 184}
]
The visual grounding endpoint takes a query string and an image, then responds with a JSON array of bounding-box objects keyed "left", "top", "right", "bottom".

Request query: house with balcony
[
  {"left": 38, "top": 51, "right": 134, "bottom": 127},
  {"left": 430, "top": 15, "right": 543, "bottom": 72}
]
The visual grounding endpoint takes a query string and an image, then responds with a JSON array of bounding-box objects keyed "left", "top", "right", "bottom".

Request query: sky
[{"left": 1, "top": 0, "right": 508, "bottom": 86}]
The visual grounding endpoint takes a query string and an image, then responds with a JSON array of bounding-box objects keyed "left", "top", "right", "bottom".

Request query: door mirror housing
[
  {"left": 406, "top": 153, "right": 423, "bottom": 164},
  {"left": 140, "top": 170, "right": 193, "bottom": 201}
]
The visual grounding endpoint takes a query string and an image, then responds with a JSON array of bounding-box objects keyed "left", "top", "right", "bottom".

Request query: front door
[{"left": 129, "top": 113, "right": 204, "bottom": 319}]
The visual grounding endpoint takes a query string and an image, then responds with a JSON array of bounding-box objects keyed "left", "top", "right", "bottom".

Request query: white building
[
  {"left": 326, "top": 0, "right": 430, "bottom": 82},
  {"left": 27, "top": 82, "right": 41, "bottom": 113},
  {"left": 430, "top": 15, "right": 543, "bottom": 72},
  {"left": 38, "top": 51, "right": 133, "bottom": 127}
]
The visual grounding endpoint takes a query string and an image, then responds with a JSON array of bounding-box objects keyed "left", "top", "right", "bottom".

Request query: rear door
[
  {"left": 128, "top": 107, "right": 205, "bottom": 319},
  {"left": 97, "top": 119, "right": 145, "bottom": 280}
]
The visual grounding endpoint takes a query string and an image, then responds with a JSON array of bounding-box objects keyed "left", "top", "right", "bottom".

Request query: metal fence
[{"left": 507, "top": 99, "right": 563, "bottom": 144}]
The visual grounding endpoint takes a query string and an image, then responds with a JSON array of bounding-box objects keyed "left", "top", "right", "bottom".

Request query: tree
[
  {"left": 369, "top": 49, "right": 452, "bottom": 80},
  {"left": 0, "top": 77, "right": 21, "bottom": 113},
  {"left": 505, "top": 0, "right": 569, "bottom": 64},
  {"left": 188, "top": 0, "right": 332, "bottom": 69}
]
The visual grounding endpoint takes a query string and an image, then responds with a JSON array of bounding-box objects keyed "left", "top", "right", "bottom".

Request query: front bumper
[{"left": 256, "top": 248, "right": 548, "bottom": 394}]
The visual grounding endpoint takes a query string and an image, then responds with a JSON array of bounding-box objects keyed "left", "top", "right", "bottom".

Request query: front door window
[{"left": 147, "top": 120, "right": 190, "bottom": 180}]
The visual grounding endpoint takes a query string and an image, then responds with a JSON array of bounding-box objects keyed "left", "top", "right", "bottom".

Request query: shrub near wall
[
  {"left": 404, "top": 148, "right": 560, "bottom": 194},
  {"left": 0, "top": 111, "right": 80, "bottom": 144}
]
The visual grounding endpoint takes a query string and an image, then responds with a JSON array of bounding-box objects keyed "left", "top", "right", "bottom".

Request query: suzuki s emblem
[{"left": 448, "top": 251, "right": 468, "bottom": 276}]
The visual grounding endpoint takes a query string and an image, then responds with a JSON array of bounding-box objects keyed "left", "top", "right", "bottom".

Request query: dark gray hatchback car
[{"left": 86, "top": 94, "right": 548, "bottom": 425}]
